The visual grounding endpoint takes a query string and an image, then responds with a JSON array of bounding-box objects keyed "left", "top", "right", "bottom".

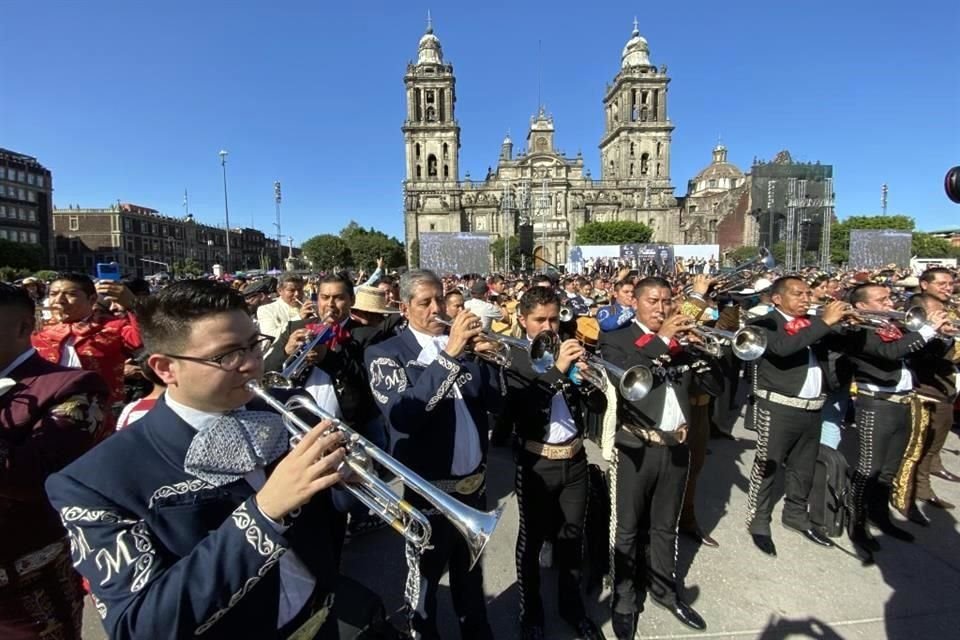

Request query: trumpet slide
[{"left": 245, "top": 375, "right": 503, "bottom": 569}]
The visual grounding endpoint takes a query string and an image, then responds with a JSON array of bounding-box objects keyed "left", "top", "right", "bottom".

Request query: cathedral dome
[
  {"left": 417, "top": 20, "right": 443, "bottom": 65},
  {"left": 621, "top": 20, "right": 652, "bottom": 69},
  {"left": 690, "top": 144, "right": 744, "bottom": 194}
]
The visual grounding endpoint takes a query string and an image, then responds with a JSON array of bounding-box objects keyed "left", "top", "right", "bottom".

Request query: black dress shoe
[
  {"left": 751, "top": 533, "right": 777, "bottom": 556},
  {"left": 611, "top": 612, "right": 638, "bottom": 640},
  {"left": 520, "top": 623, "right": 544, "bottom": 640},
  {"left": 783, "top": 524, "right": 834, "bottom": 547},
  {"left": 907, "top": 504, "right": 931, "bottom": 527},
  {"left": 565, "top": 617, "right": 603, "bottom": 640},
  {"left": 925, "top": 495, "right": 956, "bottom": 510},
  {"left": 652, "top": 599, "right": 707, "bottom": 631},
  {"left": 680, "top": 528, "right": 720, "bottom": 548},
  {"left": 932, "top": 469, "right": 960, "bottom": 483}
]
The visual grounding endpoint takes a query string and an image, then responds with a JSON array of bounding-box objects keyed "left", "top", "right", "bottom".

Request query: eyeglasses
[{"left": 162, "top": 335, "right": 273, "bottom": 372}]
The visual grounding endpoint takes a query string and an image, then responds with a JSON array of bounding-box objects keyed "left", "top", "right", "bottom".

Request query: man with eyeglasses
[{"left": 46, "top": 280, "right": 351, "bottom": 639}]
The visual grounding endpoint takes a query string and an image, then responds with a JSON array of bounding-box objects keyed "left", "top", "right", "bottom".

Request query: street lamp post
[
  {"left": 218, "top": 150, "right": 231, "bottom": 272},
  {"left": 274, "top": 181, "right": 282, "bottom": 268}
]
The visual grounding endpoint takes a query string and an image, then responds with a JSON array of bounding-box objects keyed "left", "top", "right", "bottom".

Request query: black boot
[
  {"left": 868, "top": 484, "right": 915, "bottom": 543},
  {"left": 612, "top": 612, "right": 638, "bottom": 640}
]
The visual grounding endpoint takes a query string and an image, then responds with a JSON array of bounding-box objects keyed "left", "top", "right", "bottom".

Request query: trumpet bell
[
  {"left": 559, "top": 306, "right": 575, "bottom": 323},
  {"left": 529, "top": 331, "right": 561, "bottom": 373},
  {"left": 453, "top": 503, "right": 505, "bottom": 570},
  {"left": 903, "top": 306, "right": 926, "bottom": 332},
  {"left": 731, "top": 327, "right": 767, "bottom": 361},
  {"left": 619, "top": 365, "right": 653, "bottom": 402}
]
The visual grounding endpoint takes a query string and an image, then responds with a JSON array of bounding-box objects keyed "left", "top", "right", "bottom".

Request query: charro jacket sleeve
[
  {"left": 749, "top": 314, "right": 832, "bottom": 358},
  {"left": 365, "top": 343, "right": 464, "bottom": 435},
  {"left": 45, "top": 473, "right": 290, "bottom": 640}
]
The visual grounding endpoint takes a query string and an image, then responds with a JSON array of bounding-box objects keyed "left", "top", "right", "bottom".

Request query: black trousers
[
  {"left": 851, "top": 395, "right": 910, "bottom": 523},
  {"left": 745, "top": 397, "right": 821, "bottom": 535},
  {"left": 612, "top": 442, "right": 689, "bottom": 616},
  {"left": 405, "top": 489, "right": 491, "bottom": 640},
  {"left": 515, "top": 449, "right": 588, "bottom": 627}
]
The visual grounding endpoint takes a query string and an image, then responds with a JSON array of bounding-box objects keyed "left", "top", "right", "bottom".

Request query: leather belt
[
  {"left": 432, "top": 470, "right": 485, "bottom": 496},
  {"left": 623, "top": 423, "right": 688, "bottom": 447},
  {"left": 523, "top": 438, "right": 583, "bottom": 460},
  {"left": 755, "top": 389, "right": 825, "bottom": 411},
  {"left": 856, "top": 389, "right": 914, "bottom": 404}
]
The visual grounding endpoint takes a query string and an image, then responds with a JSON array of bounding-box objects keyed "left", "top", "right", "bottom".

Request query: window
[
  {"left": 0, "top": 229, "right": 6, "bottom": 240},
  {"left": 27, "top": 174, "right": 34, "bottom": 185},
  {"left": 124, "top": 218, "right": 132, "bottom": 231},
  {"left": 28, "top": 209, "right": 36, "bottom": 222},
  {"left": 29, "top": 231, "right": 37, "bottom": 243},
  {"left": 429, "top": 223, "right": 436, "bottom": 231},
  {"left": 443, "top": 164, "right": 449, "bottom": 178},
  {"left": 640, "top": 153, "right": 649, "bottom": 175},
  {"left": 17, "top": 171, "right": 25, "bottom": 182},
  {"left": 416, "top": 164, "right": 422, "bottom": 178},
  {"left": 152, "top": 223, "right": 158, "bottom": 234},
  {"left": 709, "top": 179, "right": 717, "bottom": 188},
  {"left": 427, "top": 154, "right": 438, "bottom": 177},
  {"left": 69, "top": 216, "right": 79, "bottom": 231},
  {"left": 0, "top": 205, "right": 5, "bottom": 218},
  {"left": 415, "top": 143, "right": 421, "bottom": 159},
  {"left": 442, "top": 143, "right": 448, "bottom": 159},
  {"left": 630, "top": 143, "right": 635, "bottom": 157},
  {"left": 27, "top": 190, "right": 36, "bottom": 203},
  {"left": 18, "top": 188, "right": 26, "bottom": 200},
  {"left": 19, "top": 230, "right": 27, "bottom": 242},
  {"left": 36, "top": 175, "right": 44, "bottom": 188}
]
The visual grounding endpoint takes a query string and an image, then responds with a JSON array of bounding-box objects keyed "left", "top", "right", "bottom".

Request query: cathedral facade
[{"left": 402, "top": 20, "right": 683, "bottom": 268}]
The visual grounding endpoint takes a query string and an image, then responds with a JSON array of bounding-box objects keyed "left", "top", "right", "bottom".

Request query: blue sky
[{"left": 2, "top": 1, "right": 958, "bottom": 245}]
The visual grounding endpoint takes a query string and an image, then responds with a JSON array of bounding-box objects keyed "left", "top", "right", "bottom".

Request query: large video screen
[
  {"left": 848, "top": 230, "right": 912, "bottom": 269},
  {"left": 419, "top": 232, "right": 491, "bottom": 275}
]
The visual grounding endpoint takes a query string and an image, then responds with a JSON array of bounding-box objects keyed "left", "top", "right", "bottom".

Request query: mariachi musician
[
  {"left": 502, "top": 286, "right": 604, "bottom": 640},
  {"left": 365, "top": 269, "right": 500, "bottom": 640},
  {"left": 599, "top": 276, "right": 721, "bottom": 640},
  {"left": 844, "top": 282, "right": 949, "bottom": 557},
  {"left": 744, "top": 276, "right": 851, "bottom": 557}
]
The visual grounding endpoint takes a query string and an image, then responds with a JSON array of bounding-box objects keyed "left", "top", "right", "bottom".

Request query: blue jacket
[
  {"left": 596, "top": 302, "right": 635, "bottom": 332},
  {"left": 45, "top": 396, "right": 343, "bottom": 640},
  {"left": 364, "top": 328, "right": 501, "bottom": 480}
]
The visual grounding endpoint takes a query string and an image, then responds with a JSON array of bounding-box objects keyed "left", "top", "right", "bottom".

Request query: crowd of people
[{"left": 1, "top": 256, "right": 959, "bottom": 640}]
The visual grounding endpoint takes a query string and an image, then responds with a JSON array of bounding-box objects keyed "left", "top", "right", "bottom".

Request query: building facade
[
  {"left": 0, "top": 148, "right": 54, "bottom": 264},
  {"left": 52, "top": 203, "right": 285, "bottom": 275},
  {"left": 402, "top": 20, "right": 682, "bottom": 267}
]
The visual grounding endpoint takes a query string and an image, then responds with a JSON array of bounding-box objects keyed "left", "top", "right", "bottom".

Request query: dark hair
[
  {"left": 52, "top": 272, "right": 96, "bottom": 296},
  {"left": 519, "top": 285, "right": 562, "bottom": 316},
  {"left": 139, "top": 280, "right": 248, "bottom": 354},
  {"left": 532, "top": 275, "right": 553, "bottom": 288},
  {"left": 634, "top": 276, "right": 671, "bottom": 296},
  {"left": 277, "top": 273, "right": 304, "bottom": 289},
  {"left": 489, "top": 275, "right": 505, "bottom": 285},
  {"left": 318, "top": 272, "right": 355, "bottom": 300},
  {"left": 0, "top": 282, "right": 35, "bottom": 317},
  {"left": 848, "top": 283, "right": 885, "bottom": 306},
  {"left": 770, "top": 276, "right": 805, "bottom": 298},
  {"left": 809, "top": 274, "right": 830, "bottom": 289},
  {"left": 377, "top": 274, "right": 396, "bottom": 287},
  {"left": 121, "top": 275, "right": 151, "bottom": 297},
  {"left": 613, "top": 279, "right": 634, "bottom": 292},
  {"left": 920, "top": 267, "right": 954, "bottom": 284}
]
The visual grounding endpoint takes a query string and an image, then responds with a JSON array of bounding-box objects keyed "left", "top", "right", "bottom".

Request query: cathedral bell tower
[
  {"left": 402, "top": 16, "right": 460, "bottom": 185},
  {"left": 599, "top": 20, "right": 673, "bottom": 184}
]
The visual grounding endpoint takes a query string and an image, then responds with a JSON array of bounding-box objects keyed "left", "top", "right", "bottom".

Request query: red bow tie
[
  {"left": 784, "top": 318, "right": 812, "bottom": 336},
  {"left": 634, "top": 332, "right": 682, "bottom": 356},
  {"left": 876, "top": 322, "right": 904, "bottom": 343}
]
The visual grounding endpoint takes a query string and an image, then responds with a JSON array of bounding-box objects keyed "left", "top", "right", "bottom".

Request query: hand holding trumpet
[{"left": 444, "top": 311, "right": 484, "bottom": 359}]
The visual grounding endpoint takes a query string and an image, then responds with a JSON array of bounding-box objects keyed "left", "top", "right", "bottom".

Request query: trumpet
[
  {"left": 575, "top": 352, "right": 652, "bottom": 401},
  {"left": 280, "top": 313, "right": 335, "bottom": 381},
  {"left": 433, "top": 316, "right": 557, "bottom": 372},
  {"left": 682, "top": 326, "right": 768, "bottom": 361},
  {"left": 244, "top": 376, "right": 503, "bottom": 569},
  {"left": 559, "top": 305, "right": 575, "bottom": 323}
]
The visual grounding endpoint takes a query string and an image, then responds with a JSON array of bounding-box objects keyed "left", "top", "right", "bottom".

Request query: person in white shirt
[
  {"left": 463, "top": 280, "right": 506, "bottom": 331},
  {"left": 257, "top": 274, "right": 311, "bottom": 339}
]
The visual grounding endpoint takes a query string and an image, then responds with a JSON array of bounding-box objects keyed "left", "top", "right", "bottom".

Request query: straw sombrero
[{"left": 353, "top": 286, "right": 400, "bottom": 314}]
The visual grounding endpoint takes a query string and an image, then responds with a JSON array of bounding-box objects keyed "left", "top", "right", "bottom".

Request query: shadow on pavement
[{"left": 756, "top": 614, "right": 845, "bottom": 639}]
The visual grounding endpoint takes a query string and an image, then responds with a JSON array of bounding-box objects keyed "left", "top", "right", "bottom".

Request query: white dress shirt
[
  {"left": 57, "top": 314, "right": 93, "bottom": 369},
  {"left": 463, "top": 298, "right": 503, "bottom": 331},
  {"left": 525, "top": 334, "right": 578, "bottom": 444},
  {"left": 776, "top": 309, "right": 822, "bottom": 398},
  {"left": 409, "top": 328, "right": 483, "bottom": 475},
  {"left": 164, "top": 393, "right": 314, "bottom": 629},
  {"left": 635, "top": 321, "right": 685, "bottom": 431}
]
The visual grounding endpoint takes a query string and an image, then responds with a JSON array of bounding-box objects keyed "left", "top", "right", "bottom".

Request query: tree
[
  {"left": 574, "top": 221, "right": 653, "bottom": 245},
  {"left": 490, "top": 236, "right": 521, "bottom": 272},
  {"left": 728, "top": 245, "right": 760, "bottom": 265},
  {"left": 409, "top": 239, "right": 419, "bottom": 269},
  {"left": 301, "top": 234, "right": 352, "bottom": 271},
  {"left": 339, "top": 221, "right": 405, "bottom": 271},
  {"left": 830, "top": 215, "right": 914, "bottom": 265},
  {"left": 0, "top": 238, "right": 46, "bottom": 271},
  {"left": 912, "top": 232, "right": 953, "bottom": 258},
  {"left": 172, "top": 258, "right": 202, "bottom": 278}
]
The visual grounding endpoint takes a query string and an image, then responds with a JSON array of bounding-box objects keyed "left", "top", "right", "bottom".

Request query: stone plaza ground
[{"left": 83, "top": 417, "right": 960, "bottom": 639}]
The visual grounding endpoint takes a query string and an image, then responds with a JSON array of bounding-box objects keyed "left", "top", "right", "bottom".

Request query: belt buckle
[{"left": 455, "top": 473, "right": 483, "bottom": 495}]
